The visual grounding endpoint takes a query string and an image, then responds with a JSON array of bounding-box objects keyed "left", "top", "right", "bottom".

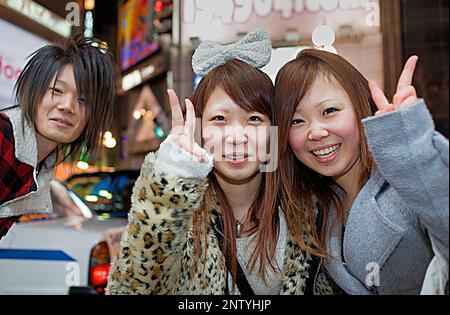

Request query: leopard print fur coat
[{"left": 106, "top": 153, "right": 341, "bottom": 295}]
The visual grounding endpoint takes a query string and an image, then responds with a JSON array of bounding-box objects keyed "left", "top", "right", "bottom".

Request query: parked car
[{"left": 0, "top": 170, "right": 139, "bottom": 295}]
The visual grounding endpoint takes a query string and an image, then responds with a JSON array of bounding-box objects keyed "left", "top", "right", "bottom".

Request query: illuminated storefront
[{"left": 174, "top": 0, "right": 383, "bottom": 97}]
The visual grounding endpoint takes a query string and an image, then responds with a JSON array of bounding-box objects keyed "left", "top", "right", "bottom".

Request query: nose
[
  {"left": 225, "top": 125, "right": 248, "bottom": 145},
  {"left": 308, "top": 122, "right": 329, "bottom": 141},
  {"left": 57, "top": 94, "right": 76, "bottom": 114}
]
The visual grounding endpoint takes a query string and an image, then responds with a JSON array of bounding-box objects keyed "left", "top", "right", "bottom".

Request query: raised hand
[
  {"left": 369, "top": 55, "right": 419, "bottom": 116},
  {"left": 167, "top": 89, "right": 207, "bottom": 162}
]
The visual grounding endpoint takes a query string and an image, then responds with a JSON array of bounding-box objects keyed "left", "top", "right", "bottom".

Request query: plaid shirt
[
  {"left": 0, "top": 216, "right": 21, "bottom": 240},
  {"left": 0, "top": 112, "right": 36, "bottom": 240}
]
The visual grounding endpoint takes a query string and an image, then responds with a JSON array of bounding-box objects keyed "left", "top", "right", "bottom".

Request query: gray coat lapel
[
  {"left": 325, "top": 215, "right": 373, "bottom": 295},
  {"left": 324, "top": 173, "right": 379, "bottom": 295},
  {"left": 325, "top": 168, "right": 404, "bottom": 295},
  {"left": 344, "top": 169, "right": 403, "bottom": 278}
]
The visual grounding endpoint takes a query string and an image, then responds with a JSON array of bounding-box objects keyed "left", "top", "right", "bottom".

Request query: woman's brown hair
[
  {"left": 14, "top": 34, "right": 116, "bottom": 164},
  {"left": 274, "top": 49, "right": 377, "bottom": 256},
  {"left": 190, "top": 59, "right": 280, "bottom": 285}
]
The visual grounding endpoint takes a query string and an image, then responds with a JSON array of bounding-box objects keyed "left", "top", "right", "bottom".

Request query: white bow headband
[{"left": 192, "top": 28, "right": 272, "bottom": 77}]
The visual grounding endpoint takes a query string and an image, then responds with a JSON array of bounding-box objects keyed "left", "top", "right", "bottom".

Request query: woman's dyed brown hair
[
  {"left": 190, "top": 59, "right": 280, "bottom": 284},
  {"left": 274, "top": 49, "right": 377, "bottom": 256}
]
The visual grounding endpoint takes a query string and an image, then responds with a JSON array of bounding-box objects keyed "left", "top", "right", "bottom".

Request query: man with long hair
[{"left": 0, "top": 35, "right": 116, "bottom": 240}]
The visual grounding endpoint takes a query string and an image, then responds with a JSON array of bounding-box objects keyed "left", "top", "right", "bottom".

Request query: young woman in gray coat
[{"left": 274, "top": 49, "right": 448, "bottom": 294}]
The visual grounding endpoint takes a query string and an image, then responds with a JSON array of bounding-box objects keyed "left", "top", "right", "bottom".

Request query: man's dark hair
[{"left": 14, "top": 34, "right": 116, "bottom": 163}]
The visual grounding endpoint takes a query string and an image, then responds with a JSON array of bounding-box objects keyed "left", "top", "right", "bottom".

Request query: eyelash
[
  {"left": 323, "top": 107, "right": 338, "bottom": 115},
  {"left": 50, "top": 87, "right": 63, "bottom": 94},
  {"left": 291, "top": 107, "right": 338, "bottom": 125},
  {"left": 291, "top": 118, "right": 305, "bottom": 126},
  {"left": 210, "top": 116, "right": 263, "bottom": 123},
  {"left": 49, "top": 88, "right": 86, "bottom": 104},
  {"left": 249, "top": 116, "right": 263, "bottom": 123},
  {"left": 210, "top": 115, "right": 225, "bottom": 122}
]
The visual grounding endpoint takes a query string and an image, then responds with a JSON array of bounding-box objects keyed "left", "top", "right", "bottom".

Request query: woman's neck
[
  {"left": 215, "top": 171, "right": 262, "bottom": 222},
  {"left": 333, "top": 160, "right": 362, "bottom": 209},
  {"left": 36, "top": 133, "right": 58, "bottom": 164}
]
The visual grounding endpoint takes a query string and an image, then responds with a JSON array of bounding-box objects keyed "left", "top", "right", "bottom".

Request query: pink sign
[
  {"left": 0, "top": 19, "right": 49, "bottom": 108},
  {"left": 181, "top": 0, "right": 380, "bottom": 45}
]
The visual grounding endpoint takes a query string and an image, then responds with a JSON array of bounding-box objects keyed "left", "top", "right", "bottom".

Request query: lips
[
  {"left": 310, "top": 143, "right": 341, "bottom": 163},
  {"left": 50, "top": 117, "right": 74, "bottom": 127},
  {"left": 312, "top": 144, "right": 341, "bottom": 158},
  {"left": 223, "top": 153, "right": 249, "bottom": 163}
]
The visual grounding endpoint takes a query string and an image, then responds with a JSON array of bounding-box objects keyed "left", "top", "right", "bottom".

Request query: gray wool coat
[{"left": 324, "top": 100, "right": 449, "bottom": 295}]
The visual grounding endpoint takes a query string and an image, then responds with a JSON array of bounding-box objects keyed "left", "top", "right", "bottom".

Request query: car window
[{"left": 66, "top": 171, "right": 139, "bottom": 219}]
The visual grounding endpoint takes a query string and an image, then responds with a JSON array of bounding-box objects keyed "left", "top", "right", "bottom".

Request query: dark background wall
[{"left": 401, "top": 0, "right": 449, "bottom": 137}]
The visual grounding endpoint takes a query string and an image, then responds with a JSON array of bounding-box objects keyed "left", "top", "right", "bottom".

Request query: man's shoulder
[{"left": 0, "top": 111, "right": 14, "bottom": 143}]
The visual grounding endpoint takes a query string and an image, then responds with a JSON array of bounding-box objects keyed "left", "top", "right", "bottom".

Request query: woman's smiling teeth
[
  {"left": 224, "top": 154, "right": 246, "bottom": 159},
  {"left": 223, "top": 154, "right": 248, "bottom": 162},
  {"left": 312, "top": 144, "right": 341, "bottom": 158}
]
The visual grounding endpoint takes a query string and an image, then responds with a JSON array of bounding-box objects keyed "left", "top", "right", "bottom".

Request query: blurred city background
[{"left": 0, "top": 0, "right": 448, "bottom": 294}]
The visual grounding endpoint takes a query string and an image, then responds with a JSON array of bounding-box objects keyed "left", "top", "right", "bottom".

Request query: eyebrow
[
  {"left": 54, "top": 79, "right": 68, "bottom": 86},
  {"left": 295, "top": 98, "right": 342, "bottom": 113},
  {"left": 317, "top": 98, "right": 341, "bottom": 106},
  {"left": 206, "top": 108, "right": 231, "bottom": 115}
]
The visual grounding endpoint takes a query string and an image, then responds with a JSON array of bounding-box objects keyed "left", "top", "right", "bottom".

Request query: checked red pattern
[{"left": 0, "top": 111, "right": 36, "bottom": 240}]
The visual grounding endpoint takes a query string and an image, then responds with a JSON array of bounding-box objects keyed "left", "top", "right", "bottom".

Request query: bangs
[
  {"left": 15, "top": 46, "right": 67, "bottom": 128},
  {"left": 201, "top": 60, "right": 274, "bottom": 119},
  {"left": 221, "top": 75, "right": 272, "bottom": 118}
]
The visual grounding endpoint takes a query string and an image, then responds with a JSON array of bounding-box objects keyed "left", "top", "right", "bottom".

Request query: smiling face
[
  {"left": 202, "top": 87, "right": 271, "bottom": 183},
  {"left": 35, "top": 64, "right": 88, "bottom": 148},
  {"left": 289, "top": 76, "right": 362, "bottom": 185}
]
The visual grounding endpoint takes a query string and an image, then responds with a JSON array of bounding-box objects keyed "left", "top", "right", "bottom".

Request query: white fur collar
[
  {"left": 4, "top": 106, "right": 38, "bottom": 167},
  {"left": 0, "top": 106, "right": 56, "bottom": 218}
]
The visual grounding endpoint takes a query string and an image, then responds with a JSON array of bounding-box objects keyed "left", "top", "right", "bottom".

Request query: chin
[
  {"left": 42, "top": 132, "right": 75, "bottom": 145},
  {"left": 311, "top": 164, "right": 344, "bottom": 178},
  {"left": 215, "top": 163, "right": 260, "bottom": 182},
  {"left": 227, "top": 172, "right": 255, "bottom": 182},
  {"left": 315, "top": 169, "right": 338, "bottom": 178}
]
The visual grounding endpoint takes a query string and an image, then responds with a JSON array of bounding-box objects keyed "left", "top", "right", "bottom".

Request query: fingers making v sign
[
  {"left": 167, "top": 89, "right": 207, "bottom": 162},
  {"left": 369, "top": 55, "right": 420, "bottom": 116}
]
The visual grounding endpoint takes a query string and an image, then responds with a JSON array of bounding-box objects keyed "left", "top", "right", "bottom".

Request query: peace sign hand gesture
[
  {"left": 369, "top": 55, "right": 419, "bottom": 116},
  {"left": 167, "top": 89, "right": 208, "bottom": 163}
]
